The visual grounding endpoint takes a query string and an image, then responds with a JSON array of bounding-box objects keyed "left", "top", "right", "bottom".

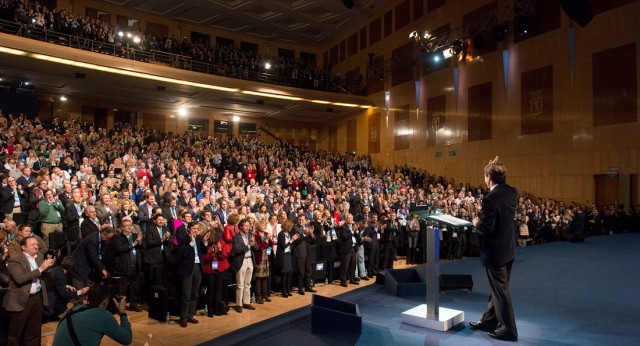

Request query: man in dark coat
[
  {"left": 337, "top": 213, "right": 358, "bottom": 287},
  {"left": 470, "top": 157, "right": 518, "bottom": 342},
  {"left": 104, "top": 218, "right": 143, "bottom": 311}
]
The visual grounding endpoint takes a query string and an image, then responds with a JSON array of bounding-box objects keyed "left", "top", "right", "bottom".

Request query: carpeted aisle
[{"left": 203, "top": 233, "right": 640, "bottom": 346}]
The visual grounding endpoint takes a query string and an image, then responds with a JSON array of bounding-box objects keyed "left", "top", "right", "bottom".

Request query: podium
[{"left": 400, "top": 212, "right": 470, "bottom": 331}]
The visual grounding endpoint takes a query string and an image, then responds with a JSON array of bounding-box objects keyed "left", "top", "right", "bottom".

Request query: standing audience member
[
  {"left": 176, "top": 219, "right": 205, "bottom": 327},
  {"left": 202, "top": 226, "right": 230, "bottom": 316},
  {"left": 276, "top": 220, "right": 296, "bottom": 298},
  {"left": 8, "top": 223, "right": 47, "bottom": 259},
  {"left": 38, "top": 189, "right": 65, "bottom": 249},
  {"left": 104, "top": 218, "right": 143, "bottom": 312},
  {"left": 292, "top": 215, "right": 316, "bottom": 295},
  {"left": 338, "top": 213, "right": 358, "bottom": 287},
  {"left": 142, "top": 213, "right": 170, "bottom": 289},
  {"left": 231, "top": 219, "right": 257, "bottom": 313},
  {"left": 252, "top": 220, "right": 273, "bottom": 304},
  {"left": 3, "top": 236, "right": 55, "bottom": 346},
  {"left": 71, "top": 226, "right": 114, "bottom": 291}
]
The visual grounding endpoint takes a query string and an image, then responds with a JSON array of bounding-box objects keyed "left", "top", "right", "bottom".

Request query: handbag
[{"left": 218, "top": 301, "right": 229, "bottom": 314}]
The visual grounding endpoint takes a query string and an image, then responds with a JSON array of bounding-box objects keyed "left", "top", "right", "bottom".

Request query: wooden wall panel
[
  {"left": 347, "top": 119, "right": 358, "bottom": 153},
  {"left": 339, "top": 40, "right": 346, "bottom": 62},
  {"left": 521, "top": 65, "right": 554, "bottom": 135},
  {"left": 593, "top": 43, "right": 637, "bottom": 126},
  {"left": 467, "top": 82, "right": 492, "bottom": 142},
  {"left": 369, "top": 17, "right": 381, "bottom": 45},
  {"left": 414, "top": 0, "right": 425, "bottom": 20},
  {"left": 395, "top": 0, "right": 411, "bottom": 31},
  {"left": 592, "top": 0, "right": 636, "bottom": 14},
  {"left": 384, "top": 10, "right": 393, "bottom": 37},
  {"left": 391, "top": 41, "right": 414, "bottom": 87},
  {"left": 348, "top": 33, "right": 358, "bottom": 57},
  {"left": 328, "top": 125, "right": 337, "bottom": 153},
  {"left": 368, "top": 112, "right": 381, "bottom": 154},
  {"left": 359, "top": 27, "right": 367, "bottom": 51},
  {"left": 330, "top": 45, "right": 338, "bottom": 66},
  {"left": 426, "top": 95, "right": 445, "bottom": 147},
  {"left": 427, "top": 0, "right": 445, "bottom": 12},
  {"left": 142, "top": 112, "right": 166, "bottom": 132},
  {"left": 394, "top": 105, "right": 410, "bottom": 150}
]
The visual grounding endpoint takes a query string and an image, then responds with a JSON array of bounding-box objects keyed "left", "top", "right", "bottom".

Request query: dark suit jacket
[
  {"left": 3, "top": 252, "right": 49, "bottom": 311},
  {"left": 45, "top": 266, "right": 76, "bottom": 312},
  {"left": 364, "top": 225, "right": 380, "bottom": 249},
  {"left": 71, "top": 232, "right": 106, "bottom": 281},
  {"left": 143, "top": 224, "right": 170, "bottom": 265},
  {"left": 230, "top": 231, "right": 257, "bottom": 272},
  {"left": 175, "top": 225, "right": 206, "bottom": 277},
  {"left": 476, "top": 183, "right": 518, "bottom": 268},
  {"left": 337, "top": 224, "right": 354, "bottom": 255},
  {"left": 64, "top": 202, "right": 83, "bottom": 242},
  {"left": 80, "top": 219, "right": 100, "bottom": 239},
  {"left": 292, "top": 225, "right": 310, "bottom": 259},
  {"left": 1, "top": 185, "right": 28, "bottom": 215},
  {"left": 104, "top": 232, "right": 142, "bottom": 277}
]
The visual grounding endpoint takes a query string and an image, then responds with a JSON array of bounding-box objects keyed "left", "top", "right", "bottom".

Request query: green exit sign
[
  {"left": 435, "top": 152, "right": 443, "bottom": 157},
  {"left": 449, "top": 150, "right": 457, "bottom": 156}
]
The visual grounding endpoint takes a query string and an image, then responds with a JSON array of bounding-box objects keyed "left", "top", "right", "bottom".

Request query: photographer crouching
[{"left": 52, "top": 284, "right": 132, "bottom": 346}]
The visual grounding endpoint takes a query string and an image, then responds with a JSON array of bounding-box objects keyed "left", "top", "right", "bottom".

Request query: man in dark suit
[
  {"left": 63, "top": 187, "right": 85, "bottom": 256},
  {"left": 470, "top": 157, "right": 518, "bottom": 342},
  {"left": 104, "top": 218, "right": 143, "bottom": 311},
  {"left": 142, "top": 213, "right": 171, "bottom": 288},
  {"left": 230, "top": 219, "right": 258, "bottom": 313},
  {"left": 162, "top": 196, "right": 179, "bottom": 230},
  {"left": 1, "top": 176, "right": 28, "bottom": 225},
  {"left": 175, "top": 216, "right": 206, "bottom": 327},
  {"left": 292, "top": 216, "right": 316, "bottom": 295},
  {"left": 3, "top": 236, "right": 55, "bottom": 346},
  {"left": 71, "top": 226, "right": 115, "bottom": 290},
  {"left": 363, "top": 214, "right": 381, "bottom": 278},
  {"left": 337, "top": 213, "right": 358, "bottom": 287},
  {"left": 80, "top": 205, "right": 101, "bottom": 239},
  {"left": 381, "top": 213, "right": 400, "bottom": 269}
]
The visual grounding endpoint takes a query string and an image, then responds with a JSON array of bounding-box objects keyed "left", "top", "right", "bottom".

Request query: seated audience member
[{"left": 52, "top": 284, "right": 132, "bottom": 346}]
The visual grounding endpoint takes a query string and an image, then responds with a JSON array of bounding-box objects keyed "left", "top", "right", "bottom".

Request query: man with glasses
[
  {"left": 38, "top": 189, "right": 65, "bottom": 249},
  {"left": 1, "top": 176, "right": 28, "bottom": 224}
]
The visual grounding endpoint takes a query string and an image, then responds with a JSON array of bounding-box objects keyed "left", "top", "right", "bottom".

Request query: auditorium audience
[{"left": 0, "top": 107, "right": 633, "bottom": 344}]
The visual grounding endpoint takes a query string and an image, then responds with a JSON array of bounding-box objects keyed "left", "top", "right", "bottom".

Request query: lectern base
[{"left": 401, "top": 304, "right": 464, "bottom": 332}]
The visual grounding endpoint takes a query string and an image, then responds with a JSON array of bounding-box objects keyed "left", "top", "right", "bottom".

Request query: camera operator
[{"left": 52, "top": 285, "right": 132, "bottom": 346}]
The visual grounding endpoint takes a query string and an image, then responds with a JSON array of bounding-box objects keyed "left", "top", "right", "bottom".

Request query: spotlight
[
  {"left": 423, "top": 31, "right": 431, "bottom": 40},
  {"left": 178, "top": 107, "right": 187, "bottom": 117},
  {"left": 133, "top": 36, "right": 140, "bottom": 44},
  {"left": 126, "top": 32, "right": 133, "bottom": 39},
  {"left": 409, "top": 31, "right": 419, "bottom": 41},
  {"left": 516, "top": 16, "right": 529, "bottom": 36},
  {"left": 59, "top": 96, "right": 67, "bottom": 102},
  {"left": 232, "top": 115, "right": 240, "bottom": 122},
  {"left": 432, "top": 51, "right": 444, "bottom": 63},
  {"left": 118, "top": 31, "right": 124, "bottom": 38},
  {"left": 264, "top": 62, "right": 271, "bottom": 70}
]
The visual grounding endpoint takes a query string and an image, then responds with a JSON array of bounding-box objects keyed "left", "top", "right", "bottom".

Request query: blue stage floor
[{"left": 204, "top": 233, "right": 640, "bottom": 346}]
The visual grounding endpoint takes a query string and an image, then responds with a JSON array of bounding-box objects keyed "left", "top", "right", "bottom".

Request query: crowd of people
[
  {"left": 0, "top": 108, "right": 639, "bottom": 344},
  {"left": 0, "top": 0, "right": 366, "bottom": 95}
]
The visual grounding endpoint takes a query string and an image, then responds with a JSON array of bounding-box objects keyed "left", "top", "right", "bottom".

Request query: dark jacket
[
  {"left": 104, "top": 232, "right": 142, "bottom": 277},
  {"left": 230, "top": 231, "right": 257, "bottom": 272},
  {"left": 80, "top": 218, "right": 100, "bottom": 239},
  {"left": 64, "top": 202, "right": 83, "bottom": 242},
  {"left": 337, "top": 224, "right": 354, "bottom": 255},
  {"left": 175, "top": 225, "right": 206, "bottom": 277},
  {"left": 142, "top": 224, "right": 170, "bottom": 265},
  {"left": 1, "top": 185, "right": 28, "bottom": 215},
  {"left": 476, "top": 183, "right": 518, "bottom": 268},
  {"left": 71, "top": 232, "right": 106, "bottom": 281}
]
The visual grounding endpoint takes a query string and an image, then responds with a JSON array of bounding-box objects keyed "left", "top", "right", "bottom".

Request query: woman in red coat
[
  {"left": 252, "top": 220, "right": 274, "bottom": 304},
  {"left": 202, "top": 229, "right": 230, "bottom": 316}
]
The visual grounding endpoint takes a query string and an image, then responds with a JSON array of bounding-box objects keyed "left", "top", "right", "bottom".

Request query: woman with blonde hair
[{"left": 252, "top": 220, "right": 274, "bottom": 304}]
